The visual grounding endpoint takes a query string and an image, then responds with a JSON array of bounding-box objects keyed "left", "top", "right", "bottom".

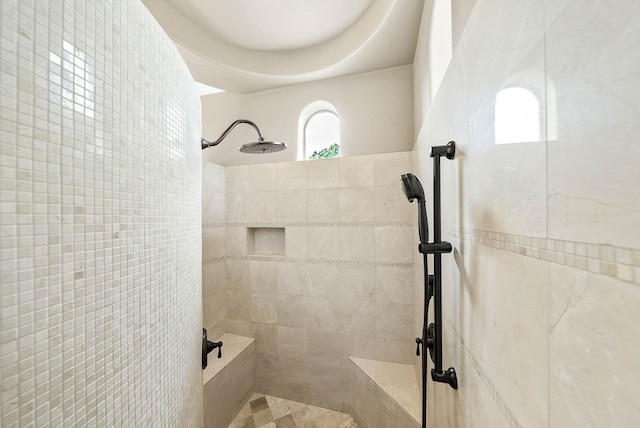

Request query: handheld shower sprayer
[{"left": 401, "top": 173, "right": 429, "bottom": 246}]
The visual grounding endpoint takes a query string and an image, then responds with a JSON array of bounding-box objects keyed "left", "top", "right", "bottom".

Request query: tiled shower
[
  {"left": 2, "top": 0, "right": 640, "bottom": 426},
  {"left": 203, "top": 153, "right": 418, "bottom": 411}
]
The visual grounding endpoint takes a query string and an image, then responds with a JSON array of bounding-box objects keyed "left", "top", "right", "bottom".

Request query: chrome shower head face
[
  {"left": 239, "top": 138, "right": 287, "bottom": 154},
  {"left": 401, "top": 173, "right": 425, "bottom": 203}
]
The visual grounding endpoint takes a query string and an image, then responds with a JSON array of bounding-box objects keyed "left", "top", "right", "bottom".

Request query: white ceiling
[{"left": 143, "top": 0, "right": 424, "bottom": 94}]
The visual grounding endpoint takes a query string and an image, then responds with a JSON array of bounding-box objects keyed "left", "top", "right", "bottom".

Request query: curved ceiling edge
[{"left": 143, "top": 0, "right": 397, "bottom": 78}]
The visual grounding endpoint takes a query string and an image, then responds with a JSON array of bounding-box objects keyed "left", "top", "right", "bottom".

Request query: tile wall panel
[
  {"left": 0, "top": 0, "right": 202, "bottom": 426},
  {"left": 413, "top": 0, "right": 640, "bottom": 426},
  {"left": 215, "top": 152, "right": 417, "bottom": 412}
]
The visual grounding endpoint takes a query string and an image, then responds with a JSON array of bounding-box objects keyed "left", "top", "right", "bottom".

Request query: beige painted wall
[
  {"left": 413, "top": 0, "right": 640, "bottom": 426},
  {"left": 201, "top": 66, "right": 414, "bottom": 166}
]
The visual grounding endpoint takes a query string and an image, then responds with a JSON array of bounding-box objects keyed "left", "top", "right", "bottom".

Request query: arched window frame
[{"left": 298, "top": 100, "right": 340, "bottom": 160}]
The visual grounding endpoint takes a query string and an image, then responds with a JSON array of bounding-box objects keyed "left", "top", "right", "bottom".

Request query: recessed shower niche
[{"left": 247, "top": 227, "right": 285, "bottom": 257}]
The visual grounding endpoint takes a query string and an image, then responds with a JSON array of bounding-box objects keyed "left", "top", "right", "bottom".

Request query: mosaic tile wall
[
  {"left": 218, "top": 152, "right": 417, "bottom": 412},
  {"left": 0, "top": 0, "right": 202, "bottom": 426}
]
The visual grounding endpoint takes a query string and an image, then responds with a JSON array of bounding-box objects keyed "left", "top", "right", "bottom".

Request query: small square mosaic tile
[{"left": 229, "top": 393, "right": 359, "bottom": 428}]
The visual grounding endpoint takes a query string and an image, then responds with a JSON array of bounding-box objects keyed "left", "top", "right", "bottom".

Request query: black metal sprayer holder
[{"left": 424, "top": 141, "right": 458, "bottom": 391}]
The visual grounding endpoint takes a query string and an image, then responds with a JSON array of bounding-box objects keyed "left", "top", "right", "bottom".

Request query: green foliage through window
[{"left": 309, "top": 143, "right": 339, "bottom": 160}]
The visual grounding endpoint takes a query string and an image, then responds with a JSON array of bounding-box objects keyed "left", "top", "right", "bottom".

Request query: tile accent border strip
[
  {"left": 225, "top": 222, "right": 416, "bottom": 228},
  {"left": 449, "top": 229, "right": 640, "bottom": 285},
  {"left": 226, "top": 256, "right": 413, "bottom": 269}
]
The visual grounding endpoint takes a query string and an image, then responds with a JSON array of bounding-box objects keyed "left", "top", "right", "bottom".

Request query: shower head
[
  {"left": 202, "top": 119, "right": 287, "bottom": 153},
  {"left": 239, "top": 138, "right": 287, "bottom": 154},
  {"left": 401, "top": 173, "right": 429, "bottom": 245},
  {"left": 401, "top": 173, "right": 426, "bottom": 203}
]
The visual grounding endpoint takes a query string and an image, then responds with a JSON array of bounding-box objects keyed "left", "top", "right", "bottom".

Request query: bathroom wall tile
[
  {"left": 464, "top": 243, "right": 549, "bottom": 428},
  {"left": 340, "top": 155, "right": 374, "bottom": 188},
  {"left": 226, "top": 259, "right": 249, "bottom": 290},
  {"left": 203, "top": 293, "right": 226, "bottom": 339},
  {"left": 375, "top": 338, "right": 414, "bottom": 365},
  {"left": 277, "top": 190, "right": 307, "bottom": 223},
  {"left": 285, "top": 227, "right": 307, "bottom": 260},
  {"left": 341, "top": 334, "right": 378, "bottom": 364},
  {"left": 202, "top": 162, "right": 226, "bottom": 223},
  {"left": 341, "top": 300, "right": 376, "bottom": 337},
  {"left": 226, "top": 192, "right": 249, "bottom": 223},
  {"left": 374, "top": 151, "right": 414, "bottom": 187},
  {"left": 307, "top": 189, "right": 340, "bottom": 222},
  {"left": 227, "top": 319, "right": 252, "bottom": 337},
  {"left": 307, "top": 362, "right": 348, "bottom": 411},
  {"left": 374, "top": 266, "right": 414, "bottom": 305},
  {"left": 545, "top": 0, "right": 640, "bottom": 248},
  {"left": 468, "top": 135, "right": 547, "bottom": 237},
  {"left": 278, "top": 326, "right": 308, "bottom": 361},
  {"left": 306, "top": 158, "right": 340, "bottom": 189},
  {"left": 374, "top": 185, "right": 414, "bottom": 224},
  {"left": 340, "top": 265, "right": 375, "bottom": 302},
  {"left": 277, "top": 161, "right": 307, "bottom": 191},
  {"left": 256, "top": 354, "right": 280, "bottom": 392},
  {"left": 252, "top": 322, "right": 278, "bottom": 357},
  {"left": 375, "top": 303, "right": 413, "bottom": 341},
  {"left": 464, "top": 0, "right": 547, "bottom": 237},
  {"left": 250, "top": 192, "right": 277, "bottom": 223},
  {"left": 308, "top": 298, "right": 344, "bottom": 333},
  {"left": 202, "top": 190, "right": 225, "bottom": 224},
  {"left": 277, "top": 261, "right": 308, "bottom": 295},
  {"left": 203, "top": 161, "right": 226, "bottom": 193},
  {"left": 202, "top": 227, "right": 225, "bottom": 260},
  {"left": 339, "top": 187, "right": 375, "bottom": 223},
  {"left": 307, "top": 263, "right": 341, "bottom": 298},
  {"left": 227, "top": 290, "right": 252, "bottom": 321},
  {"left": 203, "top": 260, "right": 225, "bottom": 297},
  {"left": 248, "top": 163, "right": 277, "bottom": 192},
  {"left": 226, "top": 165, "right": 248, "bottom": 194},
  {"left": 307, "top": 227, "right": 340, "bottom": 260},
  {"left": 249, "top": 260, "right": 277, "bottom": 293},
  {"left": 277, "top": 294, "right": 308, "bottom": 329},
  {"left": 375, "top": 226, "right": 413, "bottom": 264},
  {"left": 549, "top": 264, "right": 640, "bottom": 427},
  {"left": 226, "top": 227, "right": 248, "bottom": 256},
  {"left": 339, "top": 227, "right": 375, "bottom": 262},
  {"left": 466, "top": 0, "right": 546, "bottom": 115},
  {"left": 1, "top": 1, "right": 203, "bottom": 424},
  {"left": 308, "top": 330, "right": 344, "bottom": 367},
  {"left": 248, "top": 292, "right": 278, "bottom": 324},
  {"left": 278, "top": 357, "right": 310, "bottom": 397}
]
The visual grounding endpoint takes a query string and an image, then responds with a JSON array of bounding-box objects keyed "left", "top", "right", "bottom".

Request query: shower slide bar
[
  {"left": 402, "top": 141, "right": 458, "bottom": 428},
  {"left": 425, "top": 141, "right": 458, "bottom": 390}
]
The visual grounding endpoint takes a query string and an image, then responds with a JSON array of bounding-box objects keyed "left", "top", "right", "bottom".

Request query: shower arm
[{"left": 201, "top": 119, "right": 264, "bottom": 149}]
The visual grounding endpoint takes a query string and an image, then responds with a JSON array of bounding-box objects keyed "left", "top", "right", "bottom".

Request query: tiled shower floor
[{"left": 228, "top": 393, "right": 359, "bottom": 428}]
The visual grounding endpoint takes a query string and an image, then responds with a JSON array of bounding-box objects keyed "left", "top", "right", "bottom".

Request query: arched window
[
  {"left": 495, "top": 87, "right": 541, "bottom": 144},
  {"left": 304, "top": 110, "right": 340, "bottom": 160}
]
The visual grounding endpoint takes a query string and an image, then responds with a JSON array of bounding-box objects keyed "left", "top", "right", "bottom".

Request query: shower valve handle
[{"left": 415, "top": 337, "right": 423, "bottom": 356}]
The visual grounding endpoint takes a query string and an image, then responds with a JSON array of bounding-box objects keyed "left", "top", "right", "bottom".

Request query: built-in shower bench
[
  {"left": 203, "top": 333, "right": 255, "bottom": 428},
  {"left": 349, "top": 357, "right": 421, "bottom": 428}
]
